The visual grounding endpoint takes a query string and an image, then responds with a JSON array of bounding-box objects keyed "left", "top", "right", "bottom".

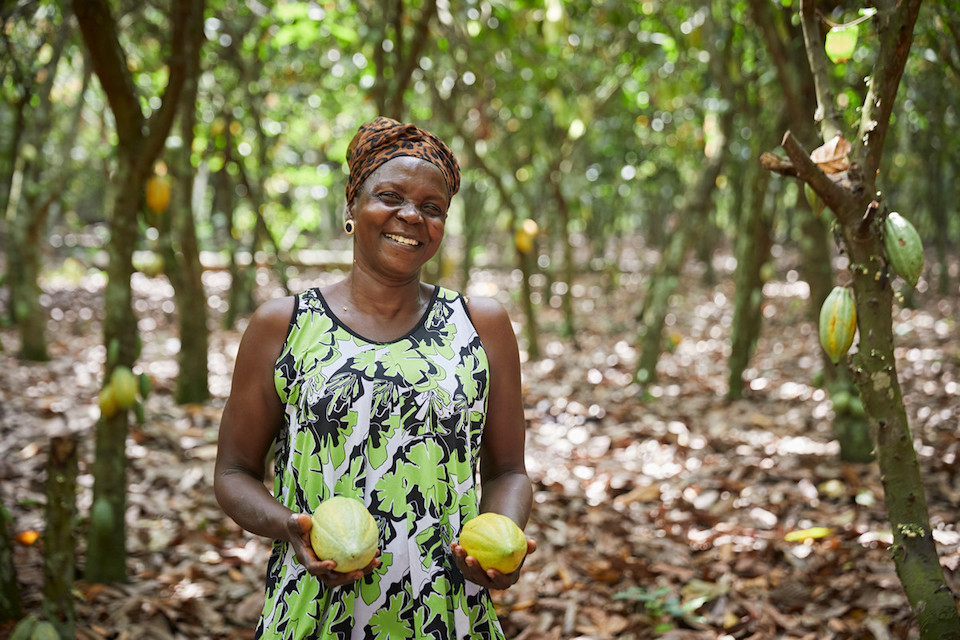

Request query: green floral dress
[{"left": 256, "top": 286, "right": 504, "bottom": 640}]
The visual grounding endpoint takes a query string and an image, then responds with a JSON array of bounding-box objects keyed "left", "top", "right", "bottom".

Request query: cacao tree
[
  {"left": 761, "top": 1, "right": 960, "bottom": 634},
  {"left": 1, "top": 2, "right": 76, "bottom": 361},
  {"left": 72, "top": 0, "right": 204, "bottom": 583},
  {"left": 156, "top": 32, "right": 210, "bottom": 405},
  {"left": 748, "top": 0, "right": 873, "bottom": 461},
  {"left": 636, "top": 4, "right": 737, "bottom": 385},
  {"left": 0, "top": 494, "right": 21, "bottom": 622}
]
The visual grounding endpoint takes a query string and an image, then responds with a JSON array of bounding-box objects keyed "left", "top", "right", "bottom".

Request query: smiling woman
[{"left": 214, "top": 117, "right": 536, "bottom": 640}]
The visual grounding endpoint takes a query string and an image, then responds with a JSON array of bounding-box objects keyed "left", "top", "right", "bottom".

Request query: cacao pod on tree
[
  {"left": 883, "top": 211, "right": 924, "bottom": 287},
  {"left": 146, "top": 175, "right": 171, "bottom": 214},
  {"left": 819, "top": 286, "right": 857, "bottom": 364},
  {"left": 110, "top": 365, "right": 139, "bottom": 408}
]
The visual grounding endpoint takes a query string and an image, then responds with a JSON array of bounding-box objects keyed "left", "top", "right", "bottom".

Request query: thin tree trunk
[
  {"left": 727, "top": 169, "right": 772, "bottom": 400},
  {"left": 43, "top": 435, "right": 78, "bottom": 638},
  {"left": 768, "top": 2, "right": 958, "bottom": 625},
  {"left": 0, "top": 494, "right": 21, "bottom": 622},
  {"left": 635, "top": 120, "right": 729, "bottom": 384},
  {"left": 74, "top": 0, "right": 200, "bottom": 583},
  {"left": 162, "top": 35, "right": 210, "bottom": 405},
  {"left": 550, "top": 173, "right": 576, "bottom": 342}
]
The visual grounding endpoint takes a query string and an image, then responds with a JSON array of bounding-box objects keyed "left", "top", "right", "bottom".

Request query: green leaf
[{"left": 825, "top": 26, "right": 858, "bottom": 63}]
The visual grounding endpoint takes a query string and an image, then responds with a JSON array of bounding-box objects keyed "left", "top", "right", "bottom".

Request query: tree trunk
[
  {"left": 0, "top": 494, "right": 21, "bottom": 622},
  {"left": 635, "top": 120, "right": 729, "bottom": 384},
  {"left": 764, "top": 1, "right": 960, "bottom": 630},
  {"left": 3, "top": 21, "right": 70, "bottom": 361},
  {"left": 43, "top": 435, "right": 78, "bottom": 638},
  {"left": 73, "top": 0, "right": 201, "bottom": 583},
  {"left": 727, "top": 168, "right": 772, "bottom": 400},
  {"left": 550, "top": 174, "right": 576, "bottom": 342},
  {"left": 457, "top": 184, "right": 483, "bottom": 293},
  {"left": 516, "top": 230, "right": 540, "bottom": 361},
  {"left": 798, "top": 203, "right": 874, "bottom": 462},
  {"left": 844, "top": 207, "right": 960, "bottom": 637},
  {"left": 86, "top": 164, "right": 141, "bottom": 584},
  {"left": 6, "top": 171, "right": 50, "bottom": 361},
  {"left": 164, "top": 58, "right": 210, "bottom": 405}
]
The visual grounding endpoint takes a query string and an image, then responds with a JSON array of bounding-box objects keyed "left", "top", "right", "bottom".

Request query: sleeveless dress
[{"left": 256, "top": 286, "right": 506, "bottom": 640}]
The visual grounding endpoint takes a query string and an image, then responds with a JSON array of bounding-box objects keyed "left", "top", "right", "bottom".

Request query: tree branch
[
  {"left": 858, "top": 0, "right": 923, "bottom": 179},
  {"left": 799, "top": 0, "right": 841, "bottom": 141},
  {"left": 71, "top": 0, "right": 143, "bottom": 146},
  {"left": 142, "top": 0, "right": 205, "bottom": 169},
  {"left": 779, "top": 130, "right": 858, "bottom": 219}
]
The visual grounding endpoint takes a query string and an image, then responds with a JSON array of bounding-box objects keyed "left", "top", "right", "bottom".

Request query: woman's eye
[{"left": 379, "top": 192, "right": 402, "bottom": 204}]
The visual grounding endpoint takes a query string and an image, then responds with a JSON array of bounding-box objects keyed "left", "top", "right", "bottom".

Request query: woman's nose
[{"left": 396, "top": 202, "right": 423, "bottom": 223}]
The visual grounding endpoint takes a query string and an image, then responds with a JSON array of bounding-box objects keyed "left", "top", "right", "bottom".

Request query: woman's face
[{"left": 349, "top": 155, "right": 449, "bottom": 280}]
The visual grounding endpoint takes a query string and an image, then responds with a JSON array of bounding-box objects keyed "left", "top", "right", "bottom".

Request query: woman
[{"left": 214, "top": 117, "right": 535, "bottom": 639}]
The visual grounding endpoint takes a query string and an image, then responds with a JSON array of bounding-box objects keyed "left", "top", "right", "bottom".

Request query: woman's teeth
[{"left": 386, "top": 234, "right": 419, "bottom": 246}]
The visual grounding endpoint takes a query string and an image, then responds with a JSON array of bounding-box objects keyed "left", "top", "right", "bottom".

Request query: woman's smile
[{"left": 384, "top": 232, "right": 422, "bottom": 247}]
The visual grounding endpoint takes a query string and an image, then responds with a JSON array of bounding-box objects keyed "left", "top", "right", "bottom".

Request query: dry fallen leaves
[{"left": 2, "top": 248, "right": 958, "bottom": 639}]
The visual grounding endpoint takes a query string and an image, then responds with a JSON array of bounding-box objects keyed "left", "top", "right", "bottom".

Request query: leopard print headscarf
[{"left": 345, "top": 117, "right": 460, "bottom": 207}]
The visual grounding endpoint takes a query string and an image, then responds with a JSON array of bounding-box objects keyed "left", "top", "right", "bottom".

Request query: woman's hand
[
  {"left": 287, "top": 513, "right": 381, "bottom": 588},
  {"left": 450, "top": 537, "right": 537, "bottom": 591}
]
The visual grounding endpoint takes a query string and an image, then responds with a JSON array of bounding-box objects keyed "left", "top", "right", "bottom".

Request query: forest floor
[{"left": 1, "top": 247, "right": 959, "bottom": 640}]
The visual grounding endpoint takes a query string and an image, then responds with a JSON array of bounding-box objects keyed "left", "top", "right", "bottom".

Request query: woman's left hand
[{"left": 450, "top": 537, "right": 537, "bottom": 590}]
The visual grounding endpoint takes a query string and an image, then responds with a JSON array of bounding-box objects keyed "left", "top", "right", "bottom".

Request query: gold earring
[{"left": 344, "top": 219, "right": 355, "bottom": 235}]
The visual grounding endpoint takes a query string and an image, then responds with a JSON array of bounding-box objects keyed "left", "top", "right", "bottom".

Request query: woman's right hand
[{"left": 286, "top": 513, "right": 381, "bottom": 587}]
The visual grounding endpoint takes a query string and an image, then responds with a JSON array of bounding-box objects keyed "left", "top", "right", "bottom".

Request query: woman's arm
[
  {"left": 214, "top": 296, "right": 378, "bottom": 586},
  {"left": 451, "top": 295, "right": 536, "bottom": 589},
  {"left": 214, "top": 296, "right": 294, "bottom": 539}
]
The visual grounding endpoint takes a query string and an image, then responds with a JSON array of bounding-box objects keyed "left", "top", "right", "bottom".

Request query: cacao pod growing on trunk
[
  {"left": 819, "top": 286, "right": 857, "bottom": 364},
  {"left": 883, "top": 211, "right": 924, "bottom": 287}
]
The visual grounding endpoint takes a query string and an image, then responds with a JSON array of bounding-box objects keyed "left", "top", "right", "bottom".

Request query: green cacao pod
[
  {"left": 459, "top": 512, "right": 527, "bottom": 574},
  {"left": 819, "top": 286, "right": 857, "bottom": 364},
  {"left": 883, "top": 211, "right": 924, "bottom": 287},
  {"left": 309, "top": 496, "right": 379, "bottom": 573},
  {"left": 110, "top": 366, "right": 139, "bottom": 408},
  {"left": 803, "top": 182, "right": 824, "bottom": 216},
  {"left": 31, "top": 621, "right": 60, "bottom": 640}
]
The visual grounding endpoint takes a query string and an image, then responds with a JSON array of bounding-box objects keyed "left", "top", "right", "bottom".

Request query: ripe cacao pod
[
  {"left": 459, "top": 512, "right": 527, "bottom": 574},
  {"left": 514, "top": 228, "right": 534, "bottom": 254},
  {"left": 146, "top": 175, "right": 171, "bottom": 214},
  {"left": 98, "top": 385, "right": 119, "bottom": 419},
  {"left": 819, "top": 286, "right": 857, "bottom": 364},
  {"left": 883, "top": 211, "right": 924, "bottom": 287},
  {"left": 309, "top": 496, "right": 378, "bottom": 573}
]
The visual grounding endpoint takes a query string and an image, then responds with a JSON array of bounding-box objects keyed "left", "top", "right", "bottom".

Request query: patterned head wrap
[{"left": 345, "top": 117, "right": 461, "bottom": 207}]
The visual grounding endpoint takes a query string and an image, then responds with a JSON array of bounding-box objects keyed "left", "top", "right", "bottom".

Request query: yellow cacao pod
[
  {"left": 819, "top": 286, "right": 857, "bottom": 364},
  {"left": 883, "top": 211, "right": 924, "bottom": 287},
  {"left": 514, "top": 228, "right": 534, "bottom": 254},
  {"left": 459, "top": 512, "right": 527, "bottom": 574},
  {"left": 309, "top": 496, "right": 378, "bottom": 573},
  {"left": 98, "top": 385, "right": 119, "bottom": 419},
  {"left": 146, "top": 175, "right": 171, "bottom": 214}
]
